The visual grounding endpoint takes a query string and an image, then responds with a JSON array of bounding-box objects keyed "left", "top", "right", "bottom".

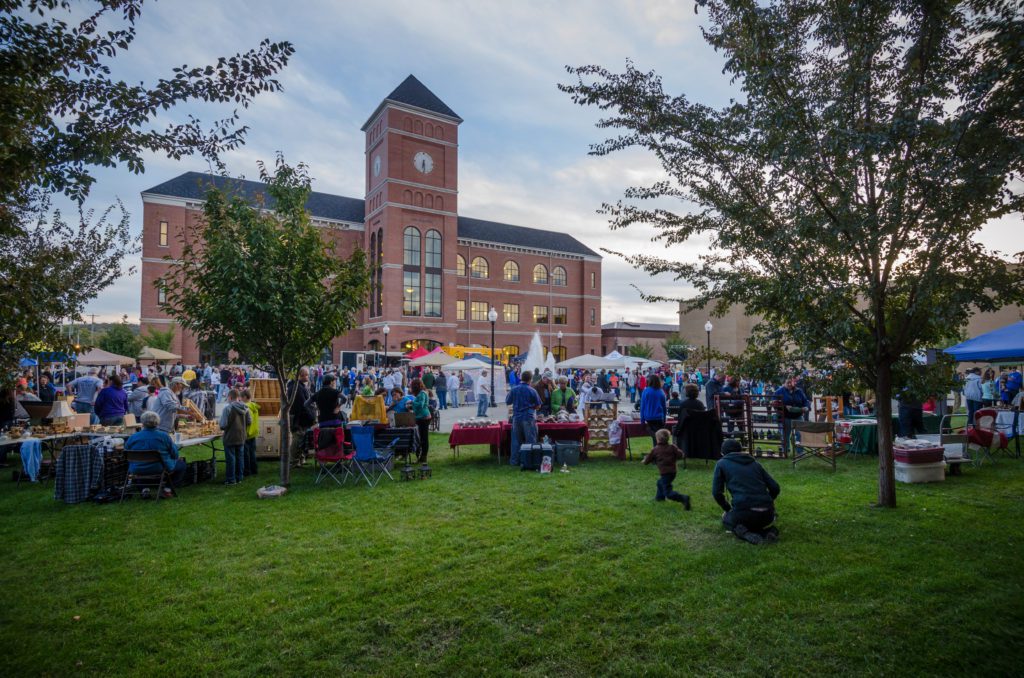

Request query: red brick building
[{"left": 139, "top": 75, "right": 602, "bottom": 364}]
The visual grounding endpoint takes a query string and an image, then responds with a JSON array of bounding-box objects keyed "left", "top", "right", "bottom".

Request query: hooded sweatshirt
[
  {"left": 963, "top": 372, "right": 983, "bottom": 402},
  {"left": 219, "top": 400, "right": 252, "bottom": 447},
  {"left": 711, "top": 452, "right": 780, "bottom": 512}
]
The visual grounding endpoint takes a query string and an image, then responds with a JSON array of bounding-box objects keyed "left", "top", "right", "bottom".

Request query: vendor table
[
  {"left": 613, "top": 419, "right": 677, "bottom": 460},
  {"left": 498, "top": 421, "right": 590, "bottom": 463},
  {"left": 447, "top": 424, "right": 503, "bottom": 458},
  {"left": 995, "top": 410, "right": 1023, "bottom": 438}
]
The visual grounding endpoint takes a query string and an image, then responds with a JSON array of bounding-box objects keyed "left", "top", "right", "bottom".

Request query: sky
[{"left": 67, "top": 0, "right": 1023, "bottom": 326}]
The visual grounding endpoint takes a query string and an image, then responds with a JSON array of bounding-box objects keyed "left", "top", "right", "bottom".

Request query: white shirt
[
  {"left": 475, "top": 375, "right": 490, "bottom": 397},
  {"left": 447, "top": 374, "right": 460, "bottom": 392}
]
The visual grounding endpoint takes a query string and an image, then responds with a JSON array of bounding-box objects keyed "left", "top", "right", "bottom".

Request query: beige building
[{"left": 678, "top": 300, "right": 1023, "bottom": 357}]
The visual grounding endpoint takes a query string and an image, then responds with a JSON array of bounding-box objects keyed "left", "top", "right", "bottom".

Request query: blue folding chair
[{"left": 349, "top": 426, "right": 395, "bottom": 487}]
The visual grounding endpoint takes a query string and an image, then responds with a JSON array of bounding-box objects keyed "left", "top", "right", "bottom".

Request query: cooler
[{"left": 895, "top": 460, "right": 945, "bottom": 483}]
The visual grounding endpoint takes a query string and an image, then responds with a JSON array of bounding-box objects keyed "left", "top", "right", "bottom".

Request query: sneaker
[
  {"left": 733, "top": 524, "right": 763, "bottom": 545},
  {"left": 763, "top": 527, "right": 779, "bottom": 544},
  {"left": 160, "top": 487, "right": 175, "bottom": 499},
  {"left": 682, "top": 495, "right": 692, "bottom": 511},
  {"left": 140, "top": 488, "right": 152, "bottom": 500},
  {"left": 223, "top": 480, "right": 236, "bottom": 486}
]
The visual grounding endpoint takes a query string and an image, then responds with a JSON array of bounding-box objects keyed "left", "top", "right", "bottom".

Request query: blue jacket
[
  {"left": 774, "top": 386, "right": 809, "bottom": 418},
  {"left": 125, "top": 427, "right": 180, "bottom": 474},
  {"left": 505, "top": 383, "right": 541, "bottom": 421},
  {"left": 639, "top": 386, "right": 667, "bottom": 422}
]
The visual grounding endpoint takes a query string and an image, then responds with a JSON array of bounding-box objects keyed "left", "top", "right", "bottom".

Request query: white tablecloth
[{"left": 995, "top": 410, "right": 1023, "bottom": 437}]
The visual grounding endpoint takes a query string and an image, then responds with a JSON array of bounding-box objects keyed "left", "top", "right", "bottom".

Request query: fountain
[
  {"left": 544, "top": 350, "right": 557, "bottom": 374},
  {"left": 521, "top": 330, "right": 546, "bottom": 376}
]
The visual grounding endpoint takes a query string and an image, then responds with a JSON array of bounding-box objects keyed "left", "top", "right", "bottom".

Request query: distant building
[
  {"left": 601, "top": 321, "right": 678, "bottom": 361},
  {"left": 139, "top": 75, "right": 602, "bottom": 364}
]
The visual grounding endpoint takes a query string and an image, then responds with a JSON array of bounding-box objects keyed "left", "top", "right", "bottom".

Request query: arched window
[
  {"left": 456, "top": 254, "right": 466, "bottom": 276},
  {"left": 375, "top": 228, "right": 384, "bottom": 316},
  {"left": 503, "top": 260, "right": 519, "bottom": 282},
  {"left": 471, "top": 256, "right": 489, "bottom": 279},
  {"left": 369, "top": 231, "right": 377, "bottom": 315},
  {"left": 403, "top": 227, "right": 420, "bottom": 266},
  {"left": 533, "top": 264, "right": 548, "bottom": 284},
  {"left": 551, "top": 266, "right": 567, "bottom": 286},
  {"left": 425, "top": 230, "right": 442, "bottom": 269}
]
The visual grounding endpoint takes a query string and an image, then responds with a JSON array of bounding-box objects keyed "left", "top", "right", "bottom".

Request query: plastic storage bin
[{"left": 895, "top": 460, "right": 945, "bottom": 483}]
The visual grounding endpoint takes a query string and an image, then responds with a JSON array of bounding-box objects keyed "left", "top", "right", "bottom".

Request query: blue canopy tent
[
  {"left": 19, "top": 357, "right": 37, "bottom": 368},
  {"left": 944, "top": 321, "right": 1024, "bottom": 363}
]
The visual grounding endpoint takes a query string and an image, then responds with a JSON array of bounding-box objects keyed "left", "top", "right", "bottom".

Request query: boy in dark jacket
[
  {"left": 219, "top": 389, "right": 252, "bottom": 486},
  {"left": 642, "top": 429, "right": 691, "bottom": 509},
  {"left": 712, "top": 439, "right": 780, "bottom": 544}
]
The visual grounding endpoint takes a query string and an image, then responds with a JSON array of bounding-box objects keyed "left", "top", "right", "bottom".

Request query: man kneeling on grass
[
  {"left": 642, "top": 428, "right": 691, "bottom": 510},
  {"left": 712, "top": 439, "right": 780, "bottom": 544}
]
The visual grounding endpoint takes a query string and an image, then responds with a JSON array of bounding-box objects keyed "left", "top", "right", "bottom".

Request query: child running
[{"left": 642, "top": 428, "right": 691, "bottom": 510}]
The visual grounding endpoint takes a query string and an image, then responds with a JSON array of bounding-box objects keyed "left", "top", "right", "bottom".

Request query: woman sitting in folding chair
[{"left": 124, "top": 411, "right": 188, "bottom": 498}]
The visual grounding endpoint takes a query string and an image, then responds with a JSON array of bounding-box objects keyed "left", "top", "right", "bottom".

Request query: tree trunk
[
  {"left": 875, "top": 362, "right": 897, "bottom": 508},
  {"left": 278, "top": 374, "right": 291, "bottom": 486}
]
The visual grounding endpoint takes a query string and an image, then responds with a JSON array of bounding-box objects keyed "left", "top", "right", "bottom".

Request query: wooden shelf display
[
  {"left": 585, "top": 401, "right": 618, "bottom": 452},
  {"left": 715, "top": 394, "right": 790, "bottom": 459},
  {"left": 250, "top": 378, "right": 282, "bottom": 417}
]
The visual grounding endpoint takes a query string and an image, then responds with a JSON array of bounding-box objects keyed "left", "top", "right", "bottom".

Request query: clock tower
[{"left": 360, "top": 75, "right": 462, "bottom": 354}]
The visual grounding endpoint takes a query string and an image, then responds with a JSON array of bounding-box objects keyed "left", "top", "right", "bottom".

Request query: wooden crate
[{"left": 250, "top": 379, "right": 281, "bottom": 400}]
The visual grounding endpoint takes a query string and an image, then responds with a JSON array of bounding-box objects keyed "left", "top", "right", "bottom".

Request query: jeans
[
  {"left": 99, "top": 416, "right": 124, "bottom": 426},
  {"left": 73, "top": 401, "right": 94, "bottom": 415},
  {"left": 167, "top": 458, "right": 189, "bottom": 487},
  {"left": 438, "top": 390, "right": 448, "bottom": 409},
  {"left": 290, "top": 426, "right": 309, "bottom": 465},
  {"left": 215, "top": 383, "right": 228, "bottom": 401},
  {"left": 722, "top": 505, "right": 776, "bottom": 533},
  {"left": 898, "top": 405, "right": 924, "bottom": 438},
  {"left": 780, "top": 417, "right": 797, "bottom": 456},
  {"left": 449, "top": 389, "right": 459, "bottom": 408},
  {"left": 966, "top": 399, "right": 982, "bottom": 428},
  {"left": 244, "top": 438, "right": 258, "bottom": 476},
  {"left": 223, "top": 444, "right": 245, "bottom": 483},
  {"left": 510, "top": 418, "right": 538, "bottom": 466},
  {"left": 477, "top": 397, "right": 489, "bottom": 417},
  {"left": 656, "top": 472, "right": 688, "bottom": 502}
]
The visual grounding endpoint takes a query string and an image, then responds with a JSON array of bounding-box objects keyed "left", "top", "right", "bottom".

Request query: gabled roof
[
  {"left": 457, "top": 216, "right": 600, "bottom": 258},
  {"left": 141, "top": 172, "right": 365, "bottom": 224},
  {"left": 142, "top": 172, "right": 600, "bottom": 259},
  {"left": 361, "top": 75, "right": 462, "bottom": 129}
]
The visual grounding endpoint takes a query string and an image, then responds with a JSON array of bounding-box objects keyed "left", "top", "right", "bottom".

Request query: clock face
[
  {"left": 372, "top": 155, "right": 381, "bottom": 177},
  {"left": 413, "top": 151, "right": 434, "bottom": 174}
]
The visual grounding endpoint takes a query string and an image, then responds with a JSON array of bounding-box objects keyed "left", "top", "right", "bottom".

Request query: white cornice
[
  {"left": 359, "top": 321, "right": 458, "bottom": 329},
  {"left": 365, "top": 201, "right": 457, "bottom": 222},
  {"left": 456, "top": 285, "right": 600, "bottom": 301},
  {"left": 458, "top": 238, "right": 601, "bottom": 262},
  {"left": 382, "top": 177, "right": 458, "bottom": 195}
]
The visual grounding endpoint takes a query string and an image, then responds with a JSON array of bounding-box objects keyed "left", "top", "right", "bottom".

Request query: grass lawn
[{"left": 2, "top": 435, "right": 1023, "bottom": 676}]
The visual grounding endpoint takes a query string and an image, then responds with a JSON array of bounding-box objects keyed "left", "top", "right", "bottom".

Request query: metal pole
[
  {"left": 706, "top": 330, "right": 711, "bottom": 379},
  {"left": 490, "top": 320, "right": 497, "bottom": 407}
]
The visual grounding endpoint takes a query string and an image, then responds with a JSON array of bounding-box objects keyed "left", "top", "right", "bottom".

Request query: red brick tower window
[
  {"left": 471, "top": 256, "right": 489, "bottom": 279},
  {"left": 158, "top": 221, "right": 168, "bottom": 247},
  {"left": 456, "top": 254, "right": 466, "bottom": 276},
  {"left": 552, "top": 266, "right": 567, "bottom": 287}
]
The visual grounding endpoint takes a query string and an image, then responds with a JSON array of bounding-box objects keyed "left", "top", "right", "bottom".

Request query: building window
[
  {"left": 157, "top": 287, "right": 166, "bottom": 304},
  {"left": 375, "top": 228, "right": 384, "bottom": 316},
  {"left": 369, "top": 231, "right": 377, "bottom": 316},
  {"left": 502, "top": 345, "right": 520, "bottom": 357},
  {"left": 552, "top": 266, "right": 567, "bottom": 287},
  {"left": 503, "top": 303, "right": 519, "bottom": 323},
  {"left": 590, "top": 308, "right": 596, "bottom": 326},
  {"left": 457, "top": 300, "right": 466, "bottom": 320},
  {"left": 403, "top": 270, "right": 420, "bottom": 315},
  {"left": 591, "top": 271, "right": 596, "bottom": 289},
  {"left": 553, "top": 306, "right": 567, "bottom": 324},
  {"left": 471, "top": 301, "right": 489, "bottom": 321},
  {"left": 471, "top": 256, "right": 489, "bottom": 279},
  {"left": 533, "top": 264, "right": 548, "bottom": 284},
  {"left": 553, "top": 345, "right": 567, "bottom": 361},
  {"left": 424, "top": 272, "right": 441, "bottom": 317},
  {"left": 533, "top": 305, "right": 549, "bottom": 324},
  {"left": 403, "top": 227, "right": 421, "bottom": 267},
  {"left": 503, "top": 260, "right": 520, "bottom": 282},
  {"left": 158, "top": 221, "right": 168, "bottom": 247},
  {"left": 456, "top": 254, "right": 466, "bottom": 276},
  {"left": 425, "top": 229, "right": 442, "bottom": 269}
]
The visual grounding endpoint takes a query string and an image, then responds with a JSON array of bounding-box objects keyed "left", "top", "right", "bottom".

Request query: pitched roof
[
  {"left": 457, "top": 216, "right": 599, "bottom": 257},
  {"left": 362, "top": 75, "right": 462, "bottom": 129},
  {"left": 142, "top": 172, "right": 600, "bottom": 258},
  {"left": 141, "top": 172, "right": 365, "bottom": 224}
]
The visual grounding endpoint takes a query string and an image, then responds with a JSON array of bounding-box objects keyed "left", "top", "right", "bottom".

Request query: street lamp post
[
  {"left": 488, "top": 307, "right": 498, "bottom": 407},
  {"left": 704, "top": 320, "right": 713, "bottom": 380},
  {"left": 382, "top": 324, "right": 390, "bottom": 378},
  {"left": 557, "top": 330, "right": 563, "bottom": 365}
]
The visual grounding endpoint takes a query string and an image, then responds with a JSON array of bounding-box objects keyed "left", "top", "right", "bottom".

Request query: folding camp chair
[
  {"left": 120, "top": 449, "right": 170, "bottom": 502},
  {"left": 313, "top": 426, "right": 354, "bottom": 487},
  {"left": 349, "top": 426, "right": 395, "bottom": 487},
  {"left": 791, "top": 421, "right": 843, "bottom": 471},
  {"left": 967, "top": 408, "right": 1009, "bottom": 466}
]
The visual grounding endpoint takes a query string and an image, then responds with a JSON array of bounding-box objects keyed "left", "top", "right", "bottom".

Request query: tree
[
  {"left": 0, "top": 200, "right": 134, "bottom": 384},
  {"left": 142, "top": 326, "right": 175, "bottom": 352},
  {"left": 627, "top": 342, "right": 655, "bottom": 359},
  {"left": 158, "top": 158, "right": 370, "bottom": 486},
  {"left": 0, "top": 0, "right": 292, "bottom": 386},
  {"left": 661, "top": 333, "right": 690, "bottom": 361},
  {"left": 100, "top": 315, "right": 142, "bottom": 359},
  {"left": 562, "top": 0, "right": 1024, "bottom": 507}
]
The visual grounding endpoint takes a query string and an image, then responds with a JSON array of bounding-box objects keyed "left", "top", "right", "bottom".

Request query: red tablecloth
[
  {"left": 498, "top": 421, "right": 590, "bottom": 459},
  {"left": 613, "top": 419, "right": 677, "bottom": 459},
  {"left": 448, "top": 424, "right": 503, "bottom": 451}
]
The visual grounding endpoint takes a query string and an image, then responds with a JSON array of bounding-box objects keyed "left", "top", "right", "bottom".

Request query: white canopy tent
[
  {"left": 556, "top": 354, "right": 626, "bottom": 370},
  {"left": 604, "top": 350, "right": 624, "bottom": 360},
  {"left": 625, "top": 356, "right": 662, "bottom": 371},
  {"left": 443, "top": 357, "right": 492, "bottom": 371}
]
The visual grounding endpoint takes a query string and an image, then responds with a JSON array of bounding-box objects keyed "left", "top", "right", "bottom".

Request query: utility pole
[{"left": 90, "top": 314, "right": 96, "bottom": 342}]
